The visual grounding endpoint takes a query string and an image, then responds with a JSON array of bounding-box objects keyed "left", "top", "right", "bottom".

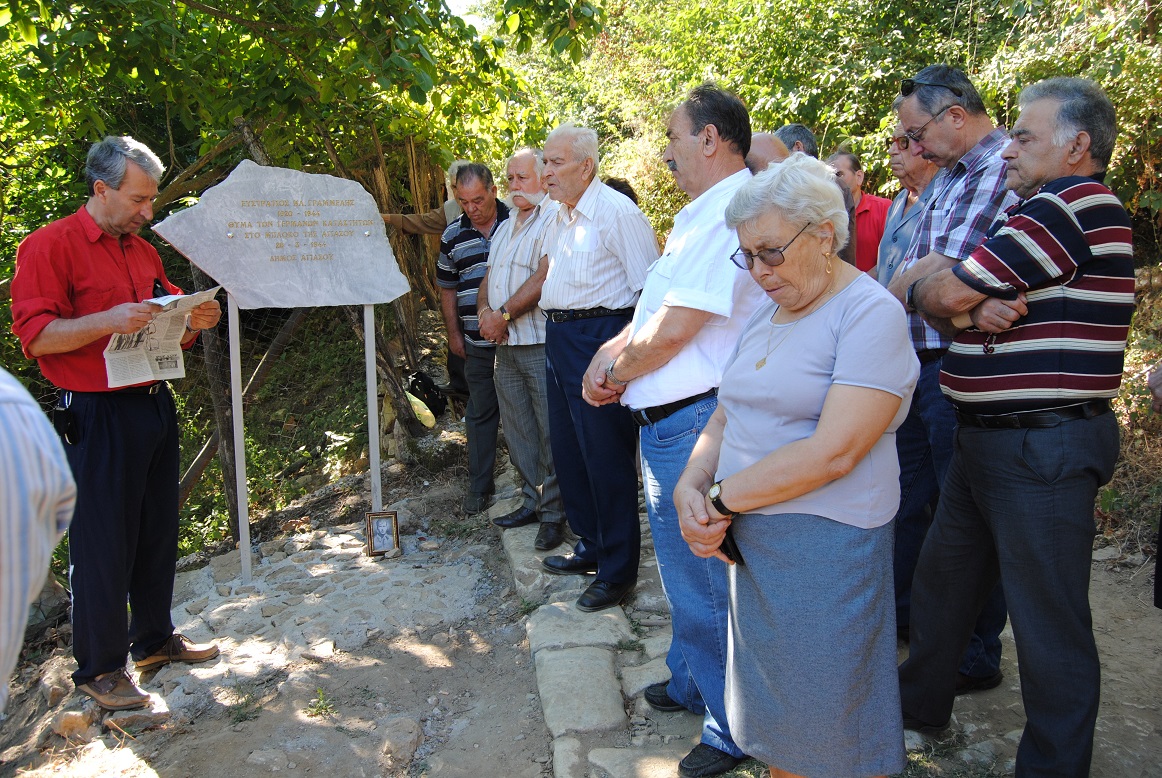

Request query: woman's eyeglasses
[{"left": 730, "top": 222, "right": 812, "bottom": 270}]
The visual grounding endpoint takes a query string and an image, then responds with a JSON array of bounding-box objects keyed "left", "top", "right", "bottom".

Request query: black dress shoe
[
  {"left": 643, "top": 681, "right": 686, "bottom": 712},
  {"left": 493, "top": 506, "right": 537, "bottom": 528},
  {"left": 902, "top": 713, "right": 950, "bottom": 735},
  {"left": 542, "top": 553, "right": 598, "bottom": 575},
  {"left": 576, "top": 579, "right": 635, "bottom": 612},
  {"left": 678, "top": 744, "right": 745, "bottom": 778},
  {"left": 534, "top": 522, "right": 565, "bottom": 551},
  {"left": 954, "top": 670, "right": 1003, "bottom": 695}
]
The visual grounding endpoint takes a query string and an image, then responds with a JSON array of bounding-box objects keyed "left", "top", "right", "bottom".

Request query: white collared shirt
[
  {"left": 540, "top": 177, "right": 659, "bottom": 311},
  {"left": 484, "top": 199, "right": 559, "bottom": 346},
  {"left": 621, "top": 168, "right": 766, "bottom": 409}
]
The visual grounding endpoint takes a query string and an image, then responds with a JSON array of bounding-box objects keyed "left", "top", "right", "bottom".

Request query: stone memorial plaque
[{"left": 153, "top": 160, "right": 409, "bottom": 309}]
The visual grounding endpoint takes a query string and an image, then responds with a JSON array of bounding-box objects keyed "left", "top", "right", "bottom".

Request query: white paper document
[{"left": 103, "top": 287, "right": 221, "bottom": 388}]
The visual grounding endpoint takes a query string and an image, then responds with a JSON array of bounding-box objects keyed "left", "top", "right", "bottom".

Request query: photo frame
[{"left": 366, "top": 511, "right": 399, "bottom": 557}]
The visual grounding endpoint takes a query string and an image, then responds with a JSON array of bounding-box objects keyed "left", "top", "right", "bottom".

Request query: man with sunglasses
[
  {"left": 900, "top": 77, "right": 1132, "bottom": 778},
  {"left": 10, "top": 136, "right": 221, "bottom": 711},
  {"left": 876, "top": 121, "right": 939, "bottom": 288},
  {"left": 580, "top": 83, "right": 763, "bottom": 778},
  {"left": 884, "top": 66, "right": 1017, "bottom": 693}
]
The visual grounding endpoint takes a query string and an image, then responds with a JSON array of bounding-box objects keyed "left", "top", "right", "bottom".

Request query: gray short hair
[
  {"left": 725, "top": 152, "right": 849, "bottom": 252},
  {"left": 511, "top": 147, "right": 544, "bottom": 178},
  {"left": 546, "top": 124, "right": 599, "bottom": 174},
  {"left": 1018, "top": 77, "right": 1117, "bottom": 170},
  {"left": 85, "top": 136, "right": 164, "bottom": 195},
  {"left": 773, "top": 124, "right": 818, "bottom": 158},
  {"left": 904, "top": 65, "right": 987, "bottom": 117},
  {"left": 446, "top": 159, "right": 472, "bottom": 191},
  {"left": 454, "top": 162, "right": 494, "bottom": 190}
]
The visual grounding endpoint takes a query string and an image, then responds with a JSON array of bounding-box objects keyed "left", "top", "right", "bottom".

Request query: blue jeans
[
  {"left": 900, "top": 413, "right": 1118, "bottom": 777},
  {"left": 894, "top": 358, "right": 1007, "bottom": 677},
  {"left": 639, "top": 396, "right": 743, "bottom": 758}
]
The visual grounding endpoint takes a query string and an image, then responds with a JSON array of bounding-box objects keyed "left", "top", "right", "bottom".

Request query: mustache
[
  {"left": 666, "top": 160, "right": 678, "bottom": 173},
  {"left": 514, "top": 189, "right": 546, "bottom": 205}
]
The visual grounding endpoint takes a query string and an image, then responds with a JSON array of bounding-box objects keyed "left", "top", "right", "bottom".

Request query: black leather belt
[
  {"left": 916, "top": 348, "right": 947, "bottom": 364},
  {"left": 955, "top": 399, "right": 1110, "bottom": 429},
  {"left": 545, "top": 307, "right": 634, "bottom": 323},
  {"left": 630, "top": 388, "right": 717, "bottom": 427}
]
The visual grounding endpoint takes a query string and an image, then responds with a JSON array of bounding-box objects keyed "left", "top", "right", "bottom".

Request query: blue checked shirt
[{"left": 900, "top": 127, "right": 1018, "bottom": 351}]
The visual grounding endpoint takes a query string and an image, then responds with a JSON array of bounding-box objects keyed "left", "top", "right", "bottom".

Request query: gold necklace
[
  {"left": 755, "top": 316, "right": 798, "bottom": 370},
  {"left": 755, "top": 276, "right": 841, "bottom": 371}
]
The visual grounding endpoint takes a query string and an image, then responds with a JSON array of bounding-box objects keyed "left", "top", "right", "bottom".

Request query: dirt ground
[{"left": 1, "top": 443, "right": 1160, "bottom": 777}]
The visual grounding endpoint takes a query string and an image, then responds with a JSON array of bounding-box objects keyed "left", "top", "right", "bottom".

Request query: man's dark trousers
[
  {"left": 544, "top": 314, "right": 640, "bottom": 584},
  {"left": 65, "top": 388, "right": 179, "bottom": 685},
  {"left": 463, "top": 342, "right": 500, "bottom": 497},
  {"left": 894, "top": 357, "right": 1007, "bottom": 677},
  {"left": 900, "top": 412, "right": 1119, "bottom": 777}
]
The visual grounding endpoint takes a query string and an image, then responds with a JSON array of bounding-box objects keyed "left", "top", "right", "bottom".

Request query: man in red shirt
[
  {"left": 10, "top": 136, "right": 221, "bottom": 711},
  {"left": 828, "top": 150, "right": 892, "bottom": 275}
]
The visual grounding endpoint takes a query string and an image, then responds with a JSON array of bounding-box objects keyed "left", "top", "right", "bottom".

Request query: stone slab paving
[{"left": 496, "top": 498, "right": 712, "bottom": 778}]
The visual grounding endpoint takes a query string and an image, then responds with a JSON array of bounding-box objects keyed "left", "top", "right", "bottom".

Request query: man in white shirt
[
  {"left": 581, "top": 84, "right": 760, "bottom": 778},
  {"left": 538, "top": 124, "right": 660, "bottom": 613},
  {"left": 477, "top": 149, "right": 566, "bottom": 552},
  {"left": 0, "top": 367, "right": 75, "bottom": 714}
]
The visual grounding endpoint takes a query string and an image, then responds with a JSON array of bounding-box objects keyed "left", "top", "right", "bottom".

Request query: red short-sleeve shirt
[{"left": 10, "top": 206, "right": 183, "bottom": 391}]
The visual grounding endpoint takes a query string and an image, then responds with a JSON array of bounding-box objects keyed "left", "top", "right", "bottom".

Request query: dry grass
[{"left": 1100, "top": 275, "right": 1162, "bottom": 558}]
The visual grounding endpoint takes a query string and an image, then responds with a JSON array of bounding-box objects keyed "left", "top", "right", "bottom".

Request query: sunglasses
[
  {"left": 900, "top": 78, "right": 965, "bottom": 98},
  {"left": 887, "top": 135, "right": 911, "bottom": 150},
  {"left": 730, "top": 222, "right": 812, "bottom": 270}
]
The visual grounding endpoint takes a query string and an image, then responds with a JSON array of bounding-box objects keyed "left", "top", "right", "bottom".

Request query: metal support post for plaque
[
  {"left": 228, "top": 293, "right": 253, "bottom": 584},
  {"left": 364, "top": 304, "right": 383, "bottom": 513}
]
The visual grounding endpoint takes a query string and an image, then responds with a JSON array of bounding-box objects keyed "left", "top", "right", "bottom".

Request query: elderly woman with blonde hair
[{"left": 674, "top": 153, "right": 919, "bottom": 778}]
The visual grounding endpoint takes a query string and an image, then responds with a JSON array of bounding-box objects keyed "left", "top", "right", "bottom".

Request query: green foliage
[
  {"left": 493, "top": 0, "right": 1161, "bottom": 237},
  {"left": 305, "top": 687, "right": 336, "bottom": 717}
]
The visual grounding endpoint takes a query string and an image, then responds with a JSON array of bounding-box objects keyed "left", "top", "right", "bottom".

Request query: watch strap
[{"left": 709, "top": 481, "right": 735, "bottom": 516}]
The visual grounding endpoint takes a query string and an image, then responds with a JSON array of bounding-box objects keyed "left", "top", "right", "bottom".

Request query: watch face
[{"left": 708, "top": 483, "right": 721, "bottom": 499}]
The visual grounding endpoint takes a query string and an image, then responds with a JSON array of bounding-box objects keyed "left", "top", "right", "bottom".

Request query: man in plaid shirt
[{"left": 884, "top": 65, "right": 1018, "bottom": 691}]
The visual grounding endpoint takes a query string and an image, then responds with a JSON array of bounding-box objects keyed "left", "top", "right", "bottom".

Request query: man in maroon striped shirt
[{"left": 898, "top": 78, "right": 1133, "bottom": 777}]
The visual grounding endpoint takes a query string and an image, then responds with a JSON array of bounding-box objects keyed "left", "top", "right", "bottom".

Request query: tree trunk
[
  {"left": 179, "top": 307, "right": 310, "bottom": 507},
  {"left": 343, "top": 306, "right": 427, "bottom": 438}
]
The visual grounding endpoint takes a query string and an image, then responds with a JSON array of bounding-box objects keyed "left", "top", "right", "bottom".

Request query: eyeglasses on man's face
[
  {"left": 900, "top": 78, "right": 965, "bottom": 98},
  {"left": 903, "top": 103, "right": 953, "bottom": 144},
  {"left": 730, "top": 222, "right": 812, "bottom": 270},
  {"left": 886, "top": 135, "right": 910, "bottom": 151}
]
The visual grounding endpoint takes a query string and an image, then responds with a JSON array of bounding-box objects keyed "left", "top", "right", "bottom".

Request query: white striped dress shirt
[
  {"left": 485, "top": 199, "right": 560, "bottom": 345},
  {"left": 540, "top": 177, "right": 659, "bottom": 311},
  {"left": 0, "top": 368, "right": 75, "bottom": 714}
]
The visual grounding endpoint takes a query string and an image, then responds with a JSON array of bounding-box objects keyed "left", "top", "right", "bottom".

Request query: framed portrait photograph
[{"left": 366, "top": 511, "right": 400, "bottom": 557}]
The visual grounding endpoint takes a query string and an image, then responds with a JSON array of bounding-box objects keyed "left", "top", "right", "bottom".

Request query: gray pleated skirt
[{"left": 725, "top": 512, "right": 905, "bottom": 777}]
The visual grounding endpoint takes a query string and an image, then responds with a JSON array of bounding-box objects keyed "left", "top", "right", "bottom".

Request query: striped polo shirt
[
  {"left": 437, "top": 200, "right": 509, "bottom": 348},
  {"left": 940, "top": 176, "right": 1134, "bottom": 414}
]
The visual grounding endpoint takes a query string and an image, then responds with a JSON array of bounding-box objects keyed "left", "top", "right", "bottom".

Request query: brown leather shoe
[
  {"left": 134, "top": 633, "right": 220, "bottom": 670},
  {"left": 76, "top": 668, "right": 150, "bottom": 710}
]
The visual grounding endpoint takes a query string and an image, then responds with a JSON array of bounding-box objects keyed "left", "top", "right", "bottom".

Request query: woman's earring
[{"left": 824, "top": 252, "right": 833, "bottom": 275}]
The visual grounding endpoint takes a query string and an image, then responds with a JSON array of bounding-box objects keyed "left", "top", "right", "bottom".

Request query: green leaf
[
  {"left": 408, "top": 83, "right": 427, "bottom": 104},
  {"left": 505, "top": 13, "right": 520, "bottom": 34},
  {"left": 18, "top": 18, "right": 37, "bottom": 44}
]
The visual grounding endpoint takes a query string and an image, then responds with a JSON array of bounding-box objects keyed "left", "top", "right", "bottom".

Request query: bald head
[{"left": 745, "top": 132, "right": 790, "bottom": 173}]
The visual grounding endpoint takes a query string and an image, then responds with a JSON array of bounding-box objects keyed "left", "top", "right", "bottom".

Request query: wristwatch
[
  {"left": 499, "top": 305, "right": 511, "bottom": 322},
  {"left": 605, "top": 358, "right": 627, "bottom": 386},
  {"left": 905, "top": 278, "right": 922, "bottom": 313},
  {"left": 707, "top": 481, "right": 736, "bottom": 517}
]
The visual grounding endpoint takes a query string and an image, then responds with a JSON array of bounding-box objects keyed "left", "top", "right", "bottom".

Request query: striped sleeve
[{"left": 0, "top": 372, "right": 75, "bottom": 713}]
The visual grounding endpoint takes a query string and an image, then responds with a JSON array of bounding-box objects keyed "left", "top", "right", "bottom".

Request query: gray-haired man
[
  {"left": 477, "top": 149, "right": 566, "bottom": 551},
  {"left": 11, "top": 136, "right": 221, "bottom": 711}
]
